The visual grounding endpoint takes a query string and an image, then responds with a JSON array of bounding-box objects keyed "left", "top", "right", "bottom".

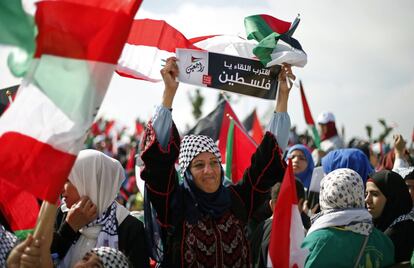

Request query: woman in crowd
[
  {"left": 51, "top": 149, "right": 149, "bottom": 268},
  {"left": 302, "top": 168, "right": 394, "bottom": 267},
  {"left": 286, "top": 144, "right": 314, "bottom": 190},
  {"left": 140, "top": 57, "right": 293, "bottom": 267},
  {"left": 366, "top": 170, "right": 414, "bottom": 262}
]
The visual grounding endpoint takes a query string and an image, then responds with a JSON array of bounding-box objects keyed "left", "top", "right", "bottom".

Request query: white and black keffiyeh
[
  {"left": 87, "top": 201, "right": 119, "bottom": 247},
  {"left": 179, "top": 135, "right": 221, "bottom": 177},
  {"left": 308, "top": 168, "right": 373, "bottom": 236},
  {"left": 0, "top": 225, "right": 18, "bottom": 267},
  {"left": 91, "top": 246, "right": 130, "bottom": 268}
]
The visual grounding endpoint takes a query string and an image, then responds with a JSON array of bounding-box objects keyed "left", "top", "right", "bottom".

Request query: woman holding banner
[{"left": 139, "top": 57, "right": 294, "bottom": 267}]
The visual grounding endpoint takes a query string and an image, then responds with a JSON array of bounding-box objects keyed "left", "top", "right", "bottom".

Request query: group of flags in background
[{"left": 0, "top": 1, "right": 313, "bottom": 266}]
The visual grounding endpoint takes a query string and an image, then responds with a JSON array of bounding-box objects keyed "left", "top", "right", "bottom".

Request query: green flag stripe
[
  {"left": 225, "top": 119, "right": 235, "bottom": 180},
  {"left": 14, "top": 229, "right": 34, "bottom": 240},
  {"left": 33, "top": 56, "right": 111, "bottom": 125},
  {"left": 0, "top": 1, "right": 35, "bottom": 53},
  {"left": 310, "top": 125, "right": 321, "bottom": 150},
  {"left": 244, "top": 15, "right": 275, "bottom": 41}
]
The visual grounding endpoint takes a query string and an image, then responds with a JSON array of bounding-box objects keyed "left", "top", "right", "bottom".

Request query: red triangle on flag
[{"left": 226, "top": 121, "right": 257, "bottom": 183}]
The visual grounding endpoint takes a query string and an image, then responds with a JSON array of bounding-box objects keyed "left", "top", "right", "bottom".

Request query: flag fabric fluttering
[
  {"left": 186, "top": 99, "right": 245, "bottom": 164},
  {"left": 117, "top": 19, "right": 258, "bottom": 82},
  {"left": 0, "top": 1, "right": 36, "bottom": 77},
  {"left": 0, "top": 0, "right": 141, "bottom": 210},
  {"left": 0, "top": 180, "right": 39, "bottom": 238},
  {"left": 225, "top": 118, "right": 257, "bottom": 183},
  {"left": 244, "top": 14, "right": 307, "bottom": 68},
  {"left": 243, "top": 108, "right": 264, "bottom": 144},
  {"left": 268, "top": 158, "right": 308, "bottom": 268},
  {"left": 117, "top": 19, "right": 201, "bottom": 82},
  {"left": 299, "top": 80, "right": 321, "bottom": 149}
]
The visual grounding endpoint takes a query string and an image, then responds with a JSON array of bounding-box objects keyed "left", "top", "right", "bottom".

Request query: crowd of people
[{"left": 1, "top": 58, "right": 413, "bottom": 267}]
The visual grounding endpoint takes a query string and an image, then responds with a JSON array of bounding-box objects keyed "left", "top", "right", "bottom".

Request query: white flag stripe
[{"left": 117, "top": 44, "right": 175, "bottom": 82}]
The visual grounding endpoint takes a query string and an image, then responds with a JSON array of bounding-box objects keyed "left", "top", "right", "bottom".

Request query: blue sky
[{"left": 1, "top": 0, "right": 413, "bottom": 144}]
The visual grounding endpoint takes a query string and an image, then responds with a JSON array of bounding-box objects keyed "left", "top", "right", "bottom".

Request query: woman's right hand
[
  {"left": 160, "top": 57, "right": 179, "bottom": 109},
  {"left": 66, "top": 196, "right": 98, "bottom": 232}
]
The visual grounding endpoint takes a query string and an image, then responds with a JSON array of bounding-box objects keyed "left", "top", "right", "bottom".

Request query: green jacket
[{"left": 302, "top": 227, "right": 395, "bottom": 268}]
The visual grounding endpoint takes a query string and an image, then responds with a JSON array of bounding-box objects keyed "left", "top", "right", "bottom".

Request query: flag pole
[{"left": 6, "top": 89, "right": 13, "bottom": 104}]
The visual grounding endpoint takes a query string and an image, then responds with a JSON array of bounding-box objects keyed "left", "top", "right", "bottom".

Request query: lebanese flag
[
  {"left": 299, "top": 81, "right": 321, "bottom": 149},
  {"left": 268, "top": 158, "right": 308, "bottom": 268},
  {"left": 243, "top": 108, "right": 264, "bottom": 144},
  {"left": 244, "top": 14, "right": 306, "bottom": 67},
  {"left": 225, "top": 119, "right": 257, "bottom": 183},
  {"left": 117, "top": 19, "right": 257, "bottom": 82},
  {"left": 0, "top": 0, "right": 141, "bottom": 207},
  {"left": 186, "top": 99, "right": 244, "bottom": 164}
]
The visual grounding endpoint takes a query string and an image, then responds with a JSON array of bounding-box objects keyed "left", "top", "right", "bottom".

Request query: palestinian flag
[
  {"left": 117, "top": 19, "right": 257, "bottom": 82},
  {"left": 186, "top": 99, "right": 244, "bottom": 164},
  {"left": 0, "top": 85, "right": 19, "bottom": 116},
  {"left": 243, "top": 108, "right": 264, "bottom": 144},
  {"left": 225, "top": 119, "right": 257, "bottom": 183},
  {"left": 0, "top": 0, "right": 141, "bottom": 209},
  {"left": 299, "top": 80, "right": 321, "bottom": 149},
  {"left": 244, "top": 14, "right": 306, "bottom": 67},
  {"left": 268, "top": 158, "right": 308, "bottom": 267}
]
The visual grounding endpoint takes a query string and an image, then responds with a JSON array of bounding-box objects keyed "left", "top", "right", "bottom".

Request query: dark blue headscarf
[
  {"left": 183, "top": 169, "right": 231, "bottom": 223},
  {"left": 322, "top": 148, "right": 374, "bottom": 184},
  {"left": 286, "top": 144, "right": 314, "bottom": 189}
]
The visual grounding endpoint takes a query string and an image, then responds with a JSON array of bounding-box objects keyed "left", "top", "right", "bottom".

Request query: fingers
[
  {"left": 20, "top": 237, "right": 42, "bottom": 267},
  {"left": 66, "top": 197, "right": 98, "bottom": 231},
  {"left": 160, "top": 57, "right": 179, "bottom": 78},
  {"left": 277, "top": 64, "right": 295, "bottom": 91}
]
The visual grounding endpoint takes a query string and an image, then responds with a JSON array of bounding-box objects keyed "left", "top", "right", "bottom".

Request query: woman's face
[
  {"left": 73, "top": 252, "right": 103, "bottom": 268},
  {"left": 290, "top": 150, "right": 308, "bottom": 174},
  {"left": 62, "top": 181, "right": 81, "bottom": 208},
  {"left": 365, "top": 181, "right": 387, "bottom": 219},
  {"left": 190, "top": 152, "right": 221, "bottom": 193}
]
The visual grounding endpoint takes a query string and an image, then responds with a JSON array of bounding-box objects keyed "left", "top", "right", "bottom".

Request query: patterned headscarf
[
  {"left": 178, "top": 135, "right": 221, "bottom": 178},
  {"left": 307, "top": 168, "right": 373, "bottom": 236},
  {"left": 90, "top": 247, "right": 130, "bottom": 268},
  {"left": 0, "top": 225, "right": 18, "bottom": 267},
  {"left": 320, "top": 168, "right": 366, "bottom": 210}
]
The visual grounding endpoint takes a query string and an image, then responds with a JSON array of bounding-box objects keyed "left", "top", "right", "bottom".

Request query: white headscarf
[
  {"left": 60, "top": 150, "right": 130, "bottom": 268},
  {"left": 307, "top": 168, "right": 373, "bottom": 236}
]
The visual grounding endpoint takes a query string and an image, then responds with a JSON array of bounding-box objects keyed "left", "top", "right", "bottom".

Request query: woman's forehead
[
  {"left": 290, "top": 149, "right": 305, "bottom": 156},
  {"left": 193, "top": 152, "right": 217, "bottom": 161},
  {"left": 366, "top": 181, "right": 380, "bottom": 191}
]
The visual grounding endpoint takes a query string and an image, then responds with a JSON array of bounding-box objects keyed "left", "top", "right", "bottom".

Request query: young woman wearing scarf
[
  {"left": 51, "top": 150, "right": 149, "bottom": 268},
  {"left": 302, "top": 168, "right": 394, "bottom": 267},
  {"left": 140, "top": 57, "right": 292, "bottom": 267},
  {"left": 366, "top": 170, "right": 414, "bottom": 262}
]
